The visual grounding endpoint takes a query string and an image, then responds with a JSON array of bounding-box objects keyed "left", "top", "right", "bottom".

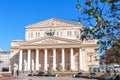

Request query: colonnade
[{"left": 19, "top": 48, "right": 83, "bottom": 71}]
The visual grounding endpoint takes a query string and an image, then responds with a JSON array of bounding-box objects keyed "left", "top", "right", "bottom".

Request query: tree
[
  {"left": 100, "top": 39, "right": 120, "bottom": 64},
  {"left": 75, "top": 0, "right": 120, "bottom": 53}
]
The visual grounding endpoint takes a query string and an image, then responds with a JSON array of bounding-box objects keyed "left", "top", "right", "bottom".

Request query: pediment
[
  {"left": 20, "top": 36, "right": 81, "bottom": 46},
  {"left": 26, "top": 18, "right": 82, "bottom": 28}
]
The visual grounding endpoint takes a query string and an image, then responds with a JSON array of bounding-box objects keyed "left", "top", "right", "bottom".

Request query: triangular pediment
[
  {"left": 20, "top": 36, "right": 81, "bottom": 46},
  {"left": 26, "top": 18, "right": 82, "bottom": 28}
]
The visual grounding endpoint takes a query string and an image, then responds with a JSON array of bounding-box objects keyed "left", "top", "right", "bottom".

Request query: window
[
  {"left": 38, "top": 32, "right": 40, "bottom": 37},
  {"left": 74, "top": 31, "right": 77, "bottom": 36},
  {"left": 67, "top": 31, "right": 69, "bottom": 36},
  {"left": 36, "top": 32, "right": 40, "bottom": 37},
  {"left": 57, "top": 31, "right": 59, "bottom": 36},
  {"left": 36, "top": 32, "right": 37, "bottom": 37}
]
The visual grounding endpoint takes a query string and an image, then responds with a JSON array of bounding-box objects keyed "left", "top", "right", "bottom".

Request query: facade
[
  {"left": 10, "top": 18, "right": 99, "bottom": 72},
  {"left": 0, "top": 49, "right": 10, "bottom": 72}
]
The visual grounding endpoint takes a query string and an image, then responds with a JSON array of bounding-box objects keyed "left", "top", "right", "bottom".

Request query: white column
[
  {"left": 70, "top": 48, "right": 74, "bottom": 70},
  {"left": 61, "top": 48, "right": 65, "bottom": 71},
  {"left": 24, "top": 60, "right": 27, "bottom": 71},
  {"left": 24, "top": 52, "right": 27, "bottom": 71},
  {"left": 36, "top": 49, "right": 39, "bottom": 71},
  {"left": 79, "top": 48, "right": 83, "bottom": 70},
  {"left": 19, "top": 49, "right": 23, "bottom": 71},
  {"left": 44, "top": 49, "right": 48, "bottom": 71},
  {"left": 27, "top": 49, "right": 31, "bottom": 71},
  {"left": 31, "top": 52, "right": 34, "bottom": 71},
  {"left": 53, "top": 48, "right": 56, "bottom": 71}
]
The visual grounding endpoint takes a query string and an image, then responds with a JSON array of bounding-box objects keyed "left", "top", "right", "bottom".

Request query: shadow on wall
[{"left": 10, "top": 52, "right": 19, "bottom": 71}]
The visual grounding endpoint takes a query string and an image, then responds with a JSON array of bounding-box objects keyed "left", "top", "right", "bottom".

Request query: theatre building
[{"left": 10, "top": 18, "right": 99, "bottom": 72}]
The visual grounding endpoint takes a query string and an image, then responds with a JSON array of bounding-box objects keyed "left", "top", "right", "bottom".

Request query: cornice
[{"left": 26, "top": 18, "right": 82, "bottom": 29}]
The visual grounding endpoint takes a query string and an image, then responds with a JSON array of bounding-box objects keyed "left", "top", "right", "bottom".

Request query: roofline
[{"left": 26, "top": 18, "right": 82, "bottom": 28}]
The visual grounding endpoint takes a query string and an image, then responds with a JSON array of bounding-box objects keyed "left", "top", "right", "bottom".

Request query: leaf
[
  {"left": 85, "top": 1, "right": 91, "bottom": 6},
  {"left": 100, "top": 0, "right": 105, "bottom": 3},
  {"left": 106, "top": 0, "right": 118, "bottom": 4},
  {"left": 76, "top": 4, "right": 81, "bottom": 10}
]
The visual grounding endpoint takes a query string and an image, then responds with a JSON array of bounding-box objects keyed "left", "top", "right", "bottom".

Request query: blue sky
[{"left": 0, "top": 0, "right": 79, "bottom": 51}]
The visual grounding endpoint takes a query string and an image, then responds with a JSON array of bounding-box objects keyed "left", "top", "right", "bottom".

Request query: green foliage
[
  {"left": 75, "top": 0, "right": 120, "bottom": 53},
  {"left": 76, "top": 4, "right": 81, "bottom": 10},
  {"left": 100, "top": 0, "right": 105, "bottom": 3},
  {"left": 106, "top": 0, "right": 118, "bottom": 4},
  {"left": 85, "top": 1, "right": 91, "bottom": 6},
  {"left": 100, "top": 39, "right": 120, "bottom": 64}
]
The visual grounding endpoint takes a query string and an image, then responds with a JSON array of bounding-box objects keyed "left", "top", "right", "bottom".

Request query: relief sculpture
[{"left": 41, "top": 38, "right": 58, "bottom": 44}]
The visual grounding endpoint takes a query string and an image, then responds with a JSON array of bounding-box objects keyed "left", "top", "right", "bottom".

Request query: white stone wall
[{"left": 25, "top": 18, "right": 82, "bottom": 41}]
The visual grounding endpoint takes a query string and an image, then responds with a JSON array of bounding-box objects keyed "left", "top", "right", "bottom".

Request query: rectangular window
[
  {"left": 67, "top": 31, "right": 69, "bottom": 36},
  {"left": 74, "top": 31, "right": 77, "bottom": 36},
  {"left": 57, "top": 31, "right": 59, "bottom": 36},
  {"left": 38, "top": 32, "right": 40, "bottom": 37},
  {"left": 36, "top": 32, "right": 37, "bottom": 37}
]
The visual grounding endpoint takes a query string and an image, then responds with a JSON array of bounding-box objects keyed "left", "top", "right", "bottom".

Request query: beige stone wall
[{"left": 82, "top": 47, "right": 99, "bottom": 72}]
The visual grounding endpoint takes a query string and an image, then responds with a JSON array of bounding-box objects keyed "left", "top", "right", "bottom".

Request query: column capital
[
  {"left": 52, "top": 48, "right": 56, "bottom": 50},
  {"left": 36, "top": 48, "right": 39, "bottom": 50},
  {"left": 70, "top": 48, "right": 74, "bottom": 49}
]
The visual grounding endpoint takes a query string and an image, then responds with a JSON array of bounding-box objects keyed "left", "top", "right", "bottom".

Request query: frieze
[
  {"left": 41, "top": 38, "right": 58, "bottom": 44},
  {"left": 29, "top": 19, "right": 74, "bottom": 27}
]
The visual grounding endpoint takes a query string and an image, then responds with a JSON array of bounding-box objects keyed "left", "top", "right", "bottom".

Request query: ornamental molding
[{"left": 26, "top": 18, "right": 82, "bottom": 28}]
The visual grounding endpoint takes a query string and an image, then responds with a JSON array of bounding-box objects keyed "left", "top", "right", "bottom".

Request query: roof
[{"left": 26, "top": 18, "right": 82, "bottom": 28}]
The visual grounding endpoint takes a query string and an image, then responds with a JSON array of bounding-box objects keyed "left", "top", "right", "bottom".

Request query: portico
[{"left": 18, "top": 41, "right": 83, "bottom": 71}]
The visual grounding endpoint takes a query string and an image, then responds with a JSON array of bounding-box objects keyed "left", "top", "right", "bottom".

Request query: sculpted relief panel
[
  {"left": 32, "top": 38, "right": 69, "bottom": 44},
  {"left": 40, "top": 38, "right": 58, "bottom": 44},
  {"left": 32, "top": 20, "right": 73, "bottom": 27}
]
